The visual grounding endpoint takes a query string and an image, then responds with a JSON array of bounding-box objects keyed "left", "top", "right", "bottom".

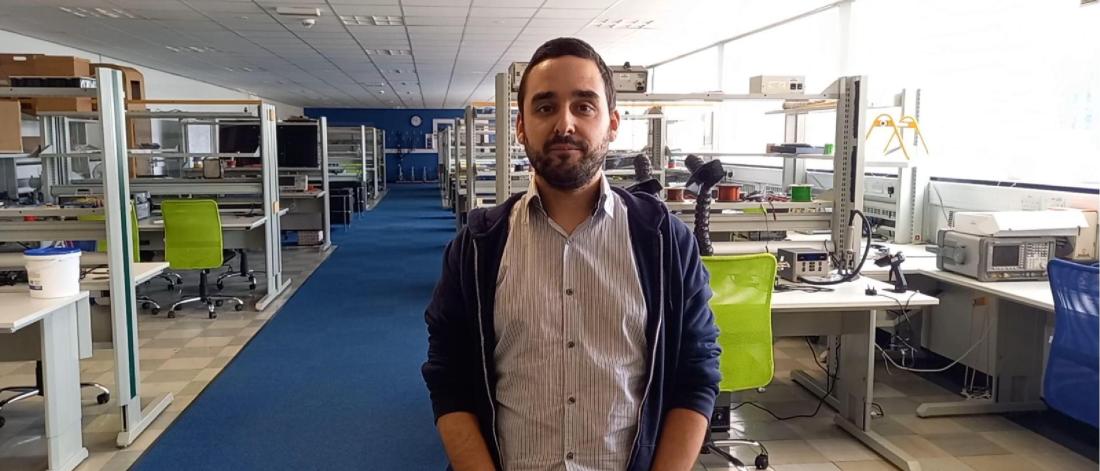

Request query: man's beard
[{"left": 526, "top": 133, "right": 609, "bottom": 191}]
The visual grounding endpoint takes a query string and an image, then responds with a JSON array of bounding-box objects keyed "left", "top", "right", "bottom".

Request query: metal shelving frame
[
  {"left": 0, "top": 70, "right": 176, "bottom": 449},
  {"left": 280, "top": 117, "right": 331, "bottom": 250}
]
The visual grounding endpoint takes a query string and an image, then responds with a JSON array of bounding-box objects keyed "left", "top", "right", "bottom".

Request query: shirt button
[
  {"left": 566, "top": 452, "right": 574, "bottom": 460},
  {"left": 567, "top": 341, "right": 575, "bottom": 348},
  {"left": 568, "top": 396, "right": 576, "bottom": 404},
  {"left": 565, "top": 288, "right": 574, "bottom": 296}
]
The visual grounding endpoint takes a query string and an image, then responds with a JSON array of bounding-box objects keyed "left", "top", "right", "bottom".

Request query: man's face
[{"left": 517, "top": 55, "right": 619, "bottom": 191}]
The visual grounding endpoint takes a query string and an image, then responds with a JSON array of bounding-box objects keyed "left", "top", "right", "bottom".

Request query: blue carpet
[{"left": 133, "top": 184, "right": 451, "bottom": 471}]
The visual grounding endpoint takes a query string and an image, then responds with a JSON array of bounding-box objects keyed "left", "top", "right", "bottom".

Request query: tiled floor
[
  {"left": 692, "top": 338, "right": 1098, "bottom": 471},
  {"left": 0, "top": 245, "right": 331, "bottom": 471},
  {"left": 2, "top": 246, "right": 1097, "bottom": 471}
]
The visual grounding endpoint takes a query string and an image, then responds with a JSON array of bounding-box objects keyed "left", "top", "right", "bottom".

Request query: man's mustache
[{"left": 543, "top": 134, "right": 590, "bottom": 154}]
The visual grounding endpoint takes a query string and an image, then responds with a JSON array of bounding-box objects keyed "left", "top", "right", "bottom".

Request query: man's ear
[
  {"left": 608, "top": 108, "right": 620, "bottom": 142},
  {"left": 515, "top": 111, "right": 527, "bottom": 146}
]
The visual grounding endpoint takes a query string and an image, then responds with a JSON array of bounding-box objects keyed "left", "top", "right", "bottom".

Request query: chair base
[
  {"left": 165, "top": 269, "right": 245, "bottom": 319},
  {"left": 703, "top": 439, "right": 769, "bottom": 470},
  {"left": 169, "top": 296, "right": 244, "bottom": 319},
  {"left": 0, "top": 363, "right": 110, "bottom": 428},
  {"left": 216, "top": 249, "right": 258, "bottom": 291}
]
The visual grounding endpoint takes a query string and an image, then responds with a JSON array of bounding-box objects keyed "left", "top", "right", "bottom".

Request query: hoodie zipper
[
  {"left": 472, "top": 241, "right": 504, "bottom": 468},
  {"left": 626, "top": 230, "right": 665, "bottom": 469}
]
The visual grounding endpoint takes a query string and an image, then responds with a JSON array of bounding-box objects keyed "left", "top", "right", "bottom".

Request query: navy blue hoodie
[{"left": 422, "top": 186, "right": 721, "bottom": 471}]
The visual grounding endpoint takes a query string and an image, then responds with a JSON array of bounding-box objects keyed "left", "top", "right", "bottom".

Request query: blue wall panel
[{"left": 304, "top": 108, "right": 464, "bottom": 182}]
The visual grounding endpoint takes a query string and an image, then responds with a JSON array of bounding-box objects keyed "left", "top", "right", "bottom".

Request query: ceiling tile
[{"left": 401, "top": 6, "right": 469, "bottom": 17}]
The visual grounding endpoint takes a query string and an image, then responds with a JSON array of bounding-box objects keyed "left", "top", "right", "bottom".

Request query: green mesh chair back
[
  {"left": 701, "top": 253, "right": 777, "bottom": 392},
  {"left": 80, "top": 202, "right": 140, "bottom": 260},
  {"left": 161, "top": 199, "right": 224, "bottom": 270}
]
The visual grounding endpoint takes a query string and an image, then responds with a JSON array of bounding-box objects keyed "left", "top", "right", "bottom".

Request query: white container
[{"left": 24, "top": 247, "right": 82, "bottom": 299}]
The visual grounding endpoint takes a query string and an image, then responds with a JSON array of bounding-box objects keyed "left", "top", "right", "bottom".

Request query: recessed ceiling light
[
  {"left": 340, "top": 15, "right": 403, "bottom": 26},
  {"left": 59, "top": 6, "right": 135, "bottom": 19},
  {"left": 365, "top": 49, "right": 411, "bottom": 56},
  {"left": 591, "top": 18, "right": 654, "bottom": 29}
]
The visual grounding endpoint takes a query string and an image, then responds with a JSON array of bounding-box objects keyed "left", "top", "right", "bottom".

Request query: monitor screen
[
  {"left": 217, "top": 123, "right": 262, "bottom": 166},
  {"left": 277, "top": 124, "right": 319, "bottom": 168},
  {"left": 218, "top": 123, "right": 260, "bottom": 153},
  {"left": 991, "top": 245, "right": 1020, "bottom": 267}
]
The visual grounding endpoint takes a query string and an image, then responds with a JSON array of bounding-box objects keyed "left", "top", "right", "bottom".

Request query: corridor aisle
[{"left": 133, "top": 184, "right": 453, "bottom": 470}]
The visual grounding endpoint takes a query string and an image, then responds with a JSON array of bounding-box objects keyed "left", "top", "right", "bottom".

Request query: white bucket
[{"left": 24, "top": 247, "right": 82, "bottom": 299}]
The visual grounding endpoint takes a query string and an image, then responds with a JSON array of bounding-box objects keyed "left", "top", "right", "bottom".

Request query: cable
[
  {"left": 929, "top": 182, "right": 951, "bottom": 224},
  {"left": 774, "top": 283, "right": 834, "bottom": 293},
  {"left": 731, "top": 338, "right": 841, "bottom": 421},
  {"left": 874, "top": 303, "right": 993, "bottom": 373},
  {"left": 798, "top": 208, "right": 873, "bottom": 285}
]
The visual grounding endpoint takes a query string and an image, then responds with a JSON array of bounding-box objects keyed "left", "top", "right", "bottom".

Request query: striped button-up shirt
[{"left": 493, "top": 177, "right": 648, "bottom": 471}]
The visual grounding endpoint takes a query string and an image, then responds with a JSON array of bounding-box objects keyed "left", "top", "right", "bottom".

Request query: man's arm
[
  {"left": 422, "top": 234, "right": 496, "bottom": 470},
  {"left": 650, "top": 408, "right": 709, "bottom": 471},
  {"left": 654, "top": 220, "right": 722, "bottom": 470},
  {"left": 437, "top": 412, "right": 496, "bottom": 471}
]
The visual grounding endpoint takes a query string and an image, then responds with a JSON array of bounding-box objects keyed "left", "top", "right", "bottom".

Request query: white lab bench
[
  {"left": 0, "top": 292, "right": 90, "bottom": 471},
  {"left": 768, "top": 277, "right": 940, "bottom": 471}
]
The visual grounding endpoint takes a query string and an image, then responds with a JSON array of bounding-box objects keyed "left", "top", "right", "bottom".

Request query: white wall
[
  {"left": 649, "top": 1, "right": 1100, "bottom": 189},
  {"left": 0, "top": 29, "right": 304, "bottom": 119}
]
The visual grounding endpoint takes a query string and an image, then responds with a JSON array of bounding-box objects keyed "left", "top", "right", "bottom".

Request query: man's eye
[
  {"left": 536, "top": 105, "right": 553, "bottom": 113},
  {"left": 578, "top": 104, "right": 595, "bottom": 113}
]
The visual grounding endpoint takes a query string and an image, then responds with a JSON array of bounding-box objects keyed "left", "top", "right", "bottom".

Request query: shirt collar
[{"left": 524, "top": 174, "right": 615, "bottom": 219}]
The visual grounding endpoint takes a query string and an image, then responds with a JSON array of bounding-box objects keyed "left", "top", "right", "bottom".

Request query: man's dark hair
[{"left": 517, "top": 37, "right": 615, "bottom": 115}]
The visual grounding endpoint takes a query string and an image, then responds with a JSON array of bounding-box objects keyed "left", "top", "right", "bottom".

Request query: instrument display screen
[{"left": 991, "top": 245, "right": 1020, "bottom": 267}]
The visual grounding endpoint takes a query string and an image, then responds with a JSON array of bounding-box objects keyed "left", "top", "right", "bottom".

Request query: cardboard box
[
  {"left": 28, "top": 97, "right": 94, "bottom": 113},
  {"left": 1, "top": 100, "right": 23, "bottom": 153},
  {"left": 0, "top": 54, "right": 40, "bottom": 83},
  {"left": 30, "top": 55, "right": 91, "bottom": 77},
  {"left": 297, "top": 230, "right": 324, "bottom": 246}
]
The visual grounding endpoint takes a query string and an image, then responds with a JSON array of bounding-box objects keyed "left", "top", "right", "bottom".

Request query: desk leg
[
  {"left": 41, "top": 304, "right": 89, "bottom": 471},
  {"left": 916, "top": 299, "right": 1047, "bottom": 417},
  {"left": 832, "top": 309, "right": 923, "bottom": 471}
]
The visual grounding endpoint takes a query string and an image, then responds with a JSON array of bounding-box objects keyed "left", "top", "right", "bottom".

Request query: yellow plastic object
[
  {"left": 865, "top": 113, "right": 930, "bottom": 160},
  {"left": 701, "top": 253, "right": 777, "bottom": 392},
  {"left": 161, "top": 199, "right": 224, "bottom": 270}
]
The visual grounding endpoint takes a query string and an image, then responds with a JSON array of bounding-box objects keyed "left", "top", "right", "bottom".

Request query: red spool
[{"left": 717, "top": 184, "right": 742, "bottom": 202}]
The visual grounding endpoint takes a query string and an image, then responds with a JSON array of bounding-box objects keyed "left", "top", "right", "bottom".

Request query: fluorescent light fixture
[
  {"left": 275, "top": 6, "right": 321, "bottom": 17},
  {"left": 591, "top": 18, "right": 654, "bottom": 29},
  {"left": 340, "top": 15, "right": 403, "bottom": 26},
  {"left": 365, "top": 49, "right": 411, "bottom": 56},
  {"left": 59, "top": 6, "right": 135, "bottom": 19}
]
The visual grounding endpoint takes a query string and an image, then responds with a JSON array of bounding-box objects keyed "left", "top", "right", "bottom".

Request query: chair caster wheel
[
  {"left": 0, "top": 416, "right": 5, "bottom": 428},
  {"left": 249, "top": 282, "right": 256, "bottom": 291},
  {"left": 151, "top": 307, "right": 160, "bottom": 315},
  {"left": 216, "top": 281, "right": 224, "bottom": 290},
  {"left": 234, "top": 304, "right": 244, "bottom": 312},
  {"left": 215, "top": 300, "right": 224, "bottom": 307},
  {"left": 167, "top": 311, "right": 176, "bottom": 319},
  {"left": 96, "top": 393, "right": 110, "bottom": 405},
  {"left": 754, "top": 454, "right": 768, "bottom": 469}
]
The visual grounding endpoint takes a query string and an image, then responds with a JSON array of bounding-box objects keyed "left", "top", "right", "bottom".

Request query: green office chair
[
  {"left": 161, "top": 199, "right": 244, "bottom": 319},
  {"left": 700, "top": 253, "right": 776, "bottom": 470},
  {"left": 80, "top": 204, "right": 171, "bottom": 314}
]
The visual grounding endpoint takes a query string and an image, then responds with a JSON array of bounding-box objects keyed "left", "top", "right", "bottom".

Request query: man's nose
[{"left": 553, "top": 109, "right": 576, "bottom": 136}]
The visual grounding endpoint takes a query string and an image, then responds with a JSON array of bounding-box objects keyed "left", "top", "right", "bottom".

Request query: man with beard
[{"left": 422, "top": 37, "right": 720, "bottom": 471}]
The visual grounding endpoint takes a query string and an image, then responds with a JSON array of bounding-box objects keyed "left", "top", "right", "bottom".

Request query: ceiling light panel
[
  {"left": 591, "top": 18, "right": 656, "bottom": 29},
  {"left": 58, "top": 6, "right": 137, "bottom": 19},
  {"left": 340, "top": 15, "right": 404, "bottom": 26}
]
